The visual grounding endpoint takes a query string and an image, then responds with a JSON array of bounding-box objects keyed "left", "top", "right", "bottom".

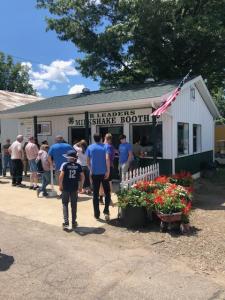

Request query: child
[
  {"left": 59, "top": 150, "right": 84, "bottom": 230},
  {"left": 36, "top": 144, "right": 50, "bottom": 198}
]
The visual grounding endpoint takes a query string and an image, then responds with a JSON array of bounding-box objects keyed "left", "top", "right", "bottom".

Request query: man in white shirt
[{"left": 8, "top": 135, "right": 25, "bottom": 187}]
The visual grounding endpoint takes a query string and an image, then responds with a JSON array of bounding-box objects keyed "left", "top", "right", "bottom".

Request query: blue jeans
[
  {"left": 39, "top": 171, "right": 50, "bottom": 195},
  {"left": 3, "top": 155, "right": 11, "bottom": 176},
  {"left": 62, "top": 191, "right": 78, "bottom": 225}
]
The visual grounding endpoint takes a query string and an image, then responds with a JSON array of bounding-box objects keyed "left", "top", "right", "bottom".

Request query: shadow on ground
[
  {"left": 74, "top": 226, "right": 105, "bottom": 236},
  {"left": 108, "top": 217, "right": 201, "bottom": 237},
  {"left": 0, "top": 251, "right": 14, "bottom": 271},
  {"left": 193, "top": 170, "right": 225, "bottom": 211}
]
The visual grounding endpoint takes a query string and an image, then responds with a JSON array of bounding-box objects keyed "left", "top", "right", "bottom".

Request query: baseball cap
[{"left": 63, "top": 149, "right": 77, "bottom": 159}]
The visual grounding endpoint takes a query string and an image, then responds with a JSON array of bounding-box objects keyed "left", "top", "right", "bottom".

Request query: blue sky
[{"left": 0, "top": 0, "right": 100, "bottom": 98}]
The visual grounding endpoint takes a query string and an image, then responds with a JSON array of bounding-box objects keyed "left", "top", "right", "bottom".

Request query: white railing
[{"left": 120, "top": 163, "right": 160, "bottom": 189}]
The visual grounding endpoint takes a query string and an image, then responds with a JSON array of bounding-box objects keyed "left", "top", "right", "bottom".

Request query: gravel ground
[{"left": 107, "top": 176, "right": 225, "bottom": 284}]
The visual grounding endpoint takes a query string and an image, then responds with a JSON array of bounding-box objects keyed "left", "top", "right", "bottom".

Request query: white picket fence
[{"left": 120, "top": 163, "right": 160, "bottom": 189}]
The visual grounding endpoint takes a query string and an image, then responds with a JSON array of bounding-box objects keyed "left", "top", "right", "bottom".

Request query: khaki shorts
[{"left": 119, "top": 161, "right": 130, "bottom": 177}]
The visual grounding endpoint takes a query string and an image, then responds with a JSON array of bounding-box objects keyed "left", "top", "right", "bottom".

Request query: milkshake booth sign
[{"left": 68, "top": 109, "right": 158, "bottom": 126}]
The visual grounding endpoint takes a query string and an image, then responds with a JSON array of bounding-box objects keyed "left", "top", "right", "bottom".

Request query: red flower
[
  {"left": 182, "top": 201, "right": 192, "bottom": 215},
  {"left": 155, "top": 176, "right": 168, "bottom": 184},
  {"left": 185, "top": 186, "right": 194, "bottom": 194},
  {"left": 154, "top": 196, "right": 164, "bottom": 205}
]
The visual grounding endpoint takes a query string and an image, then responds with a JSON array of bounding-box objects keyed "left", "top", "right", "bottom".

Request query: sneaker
[
  {"left": 43, "top": 192, "right": 49, "bottom": 197},
  {"left": 94, "top": 214, "right": 100, "bottom": 220},
  {"left": 72, "top": 221, "right": 78, "bottom": 229},
  {"left": 37, "top": 189, "right": 41, "bottom": 198},
  {"left": 17, "top": 183, "right": 26, "bottom": 188},
  {"left": 12, "top": 183, "right": 17, "bottom": 187},
  {"left": 62, "top": 223, "right": 69, "bottom": 231},
  {"left": 29, "top": 186, "right": 34, "bottom": 190},
  {"left": 104, "top": 214, "right": 110, "bottom": 222},
  {"left": 33, "top": 186, "right": 39, "bottom": 190}
]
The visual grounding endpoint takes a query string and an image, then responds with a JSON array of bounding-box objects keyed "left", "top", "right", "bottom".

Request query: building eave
[
  {"left": 0, "top": 96, "right": 162, "bottom": 119},
  {"left": 188, "top": 76, "right": 220, "bottom": 119}
]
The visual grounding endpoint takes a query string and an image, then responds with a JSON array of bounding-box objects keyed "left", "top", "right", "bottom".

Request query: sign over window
[
  {"left": 37, "top": 122, "right": 52, "bottom": 136},
  {"left": 68, "top": 109, "right": 159, "bottom": 127}
]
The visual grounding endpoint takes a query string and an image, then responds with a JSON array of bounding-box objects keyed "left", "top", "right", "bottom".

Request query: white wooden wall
[
  {"left": 1, "top": 119, "right": 19, "bottom": 145},
  {"left": 171, "top": 84, "right": 214, "bottom": 158}
]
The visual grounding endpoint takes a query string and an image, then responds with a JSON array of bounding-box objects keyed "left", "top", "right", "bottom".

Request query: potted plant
[
  {"left": 117, "top": 188, "right": 151, "bottom": 228},
  {"left": 151, "top": 183, "right": 192, "bottom": 231},
  {"left": 169, "top": 171, "right": 193, "bottom": 187}
]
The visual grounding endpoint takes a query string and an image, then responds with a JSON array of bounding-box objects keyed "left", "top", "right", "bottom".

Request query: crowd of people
[{"left": 0, "top": 133, "right": 138, "bottom": 230}]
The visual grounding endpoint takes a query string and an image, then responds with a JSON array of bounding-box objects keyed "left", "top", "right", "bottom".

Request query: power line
[{"left": 0, "top": 51, "right": 76, "bottom": 72}]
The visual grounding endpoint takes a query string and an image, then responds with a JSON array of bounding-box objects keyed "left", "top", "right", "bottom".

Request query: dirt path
[{"left": 0, "top": 175, "right": 225, "bottom": 298}]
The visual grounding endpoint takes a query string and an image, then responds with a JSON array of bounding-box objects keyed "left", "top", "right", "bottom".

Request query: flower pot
[
  {"left": 180, "top": 222, "right": 191, "bottom": 234},
  {"left": 156, "top": 212, "right": 182, "bottom": 223},
  {"left": 122, "top": 206, "right": 147, "bottom": 228}
]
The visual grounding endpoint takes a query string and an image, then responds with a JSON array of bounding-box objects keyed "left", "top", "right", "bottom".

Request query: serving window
[
  {"left": 98, "top": 125, "right": 123, "bottom": 149},
  {"left": 193, "top": 124, "right": 201, "bottom": 153},
  {"left": 178, "top": 122, "right": 189, "bottom": 156},
  {"left": 130, "top": 123, "right": 163, "bottom": 157},
  {"left": 68, "top": 127, "right": 91, "bottom": 145}
]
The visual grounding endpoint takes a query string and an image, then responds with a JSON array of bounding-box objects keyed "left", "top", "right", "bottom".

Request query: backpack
[{"left": 36, "top": 159, "right": 44, "bottom": 173}]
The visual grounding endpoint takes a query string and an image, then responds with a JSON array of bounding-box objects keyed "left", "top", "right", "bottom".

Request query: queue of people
[{"left": 1, "top": 133, "right": 136, "bottom": 230}]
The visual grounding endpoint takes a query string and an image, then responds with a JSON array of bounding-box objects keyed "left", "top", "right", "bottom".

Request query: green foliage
[
  {"left": 37, "top": 0, "right": 225, "bottom": 91},
  {"left": 117, "top": 188, "right": 151, "bottom": 209},
  {"left": 0, "top": 52, "right": 36, "bottom": 95},
  {"left": 213, "top": 87, "right": 225, "bottom": 119}
]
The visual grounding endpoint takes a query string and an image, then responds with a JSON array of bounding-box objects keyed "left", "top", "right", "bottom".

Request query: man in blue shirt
[
  {"left": 86, "top": 133, "right": 111, "bottom": 221},
  {"left": 119, "top": 134, "right": 133, "bottom": 177},
  {"left": 48, "top": 136, "right": 74, "bottom": 171},
  {"left": 48, "top": 135, "right": 74, "bottom": 198}
]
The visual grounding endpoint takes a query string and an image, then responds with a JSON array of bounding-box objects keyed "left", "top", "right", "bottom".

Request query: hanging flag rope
[{"left": 151, "top": 70, "right": 192, "bottom": 117}]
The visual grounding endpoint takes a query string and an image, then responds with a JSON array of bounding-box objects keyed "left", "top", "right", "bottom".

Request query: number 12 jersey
[{"left": 60, "top": 161, "right": 83, "bottom": 192}]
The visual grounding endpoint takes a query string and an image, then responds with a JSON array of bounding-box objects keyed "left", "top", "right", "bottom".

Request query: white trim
[{"left": 192, "top": 172, "right": 200, "bottom": 180}]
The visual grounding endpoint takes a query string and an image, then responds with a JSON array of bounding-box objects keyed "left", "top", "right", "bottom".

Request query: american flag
[{"left": 151, "top": 70, "right": 192, "bottom": 117}]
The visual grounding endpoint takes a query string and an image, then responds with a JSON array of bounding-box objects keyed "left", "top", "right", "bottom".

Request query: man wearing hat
[{"left": 59, "top": 149, "right": 84, "bottom": 230}]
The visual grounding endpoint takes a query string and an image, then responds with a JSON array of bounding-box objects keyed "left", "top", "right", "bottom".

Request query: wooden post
[
  {"left": 152, "top": 108, "right": 157, "bottom": 163},
  {"left": 33, "top": 116, "right": 38, "bottom": 141},
  {"left": 84, "top": 111, "right": 89, "bottom": 144}
]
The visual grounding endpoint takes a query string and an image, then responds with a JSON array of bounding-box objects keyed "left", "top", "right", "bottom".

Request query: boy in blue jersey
[{"left": 59, "top": 150, "right": 84, "bottom": 230}]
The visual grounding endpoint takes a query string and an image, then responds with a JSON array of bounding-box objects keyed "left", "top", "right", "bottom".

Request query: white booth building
[{"left": 0, "top": 76, "right": 219, "bottom": 175}]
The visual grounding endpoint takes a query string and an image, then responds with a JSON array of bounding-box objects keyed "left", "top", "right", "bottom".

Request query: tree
[
  {"left": 0, "top": 52, "right": 36, "bottom": 95},
  {"left": 213, "top": 87, "right": 225, "bottom": 119},
  {"left": 37, "top": 0, "right": 225, "bottom": 91}
]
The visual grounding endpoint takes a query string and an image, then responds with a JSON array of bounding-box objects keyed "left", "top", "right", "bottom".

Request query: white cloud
[
  {"left": 68, "top": 84, "right": 85, "bottom": 94},
  {"left": 29, "top": 79, "right": 49, "bottom": 90},
  {"left": 22, "top": 59, "right": 79, "bottom": 91},
  {"left": 32, "top": 59, "right": 78, "bottom": 83}
]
